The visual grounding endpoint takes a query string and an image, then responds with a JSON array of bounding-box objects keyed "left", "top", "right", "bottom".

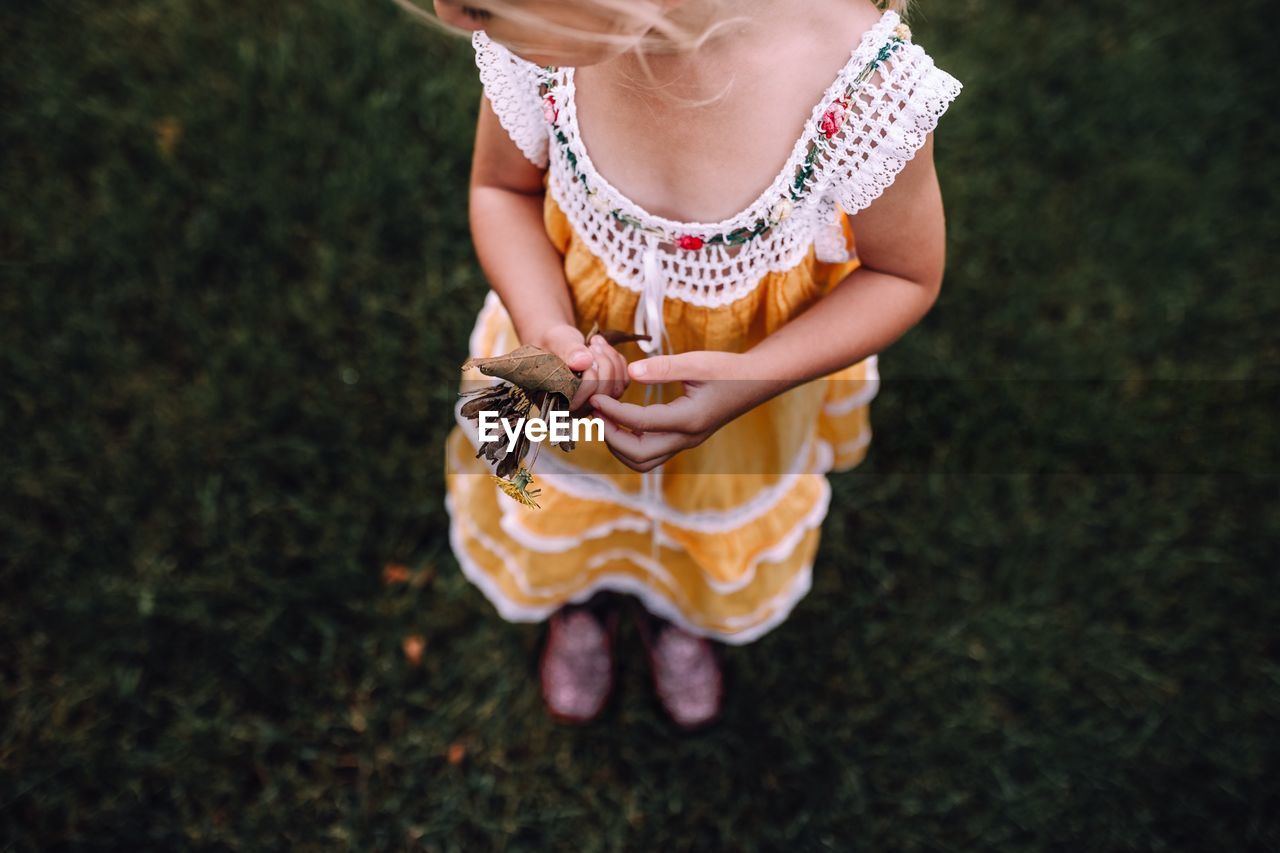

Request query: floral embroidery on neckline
[{"left": 537, "top": 15, "right": 913, "bottom": 251}]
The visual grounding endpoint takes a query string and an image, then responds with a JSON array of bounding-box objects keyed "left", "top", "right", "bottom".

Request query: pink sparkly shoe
[
  {"left": 538, "top": 602, "right": 619, "bottom": 725},
  {"left": 635, "top": 609, "right": 725, "bottom": 732}
]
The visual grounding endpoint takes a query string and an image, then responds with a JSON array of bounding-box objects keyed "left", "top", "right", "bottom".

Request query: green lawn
[{"left": 2, "top": 0, "right": 1277, "bottom": 848}]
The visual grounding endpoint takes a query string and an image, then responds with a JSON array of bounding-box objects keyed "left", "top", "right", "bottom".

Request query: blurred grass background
[{"left": 2, "top": 0, "right": 1278, "bottom": 848}]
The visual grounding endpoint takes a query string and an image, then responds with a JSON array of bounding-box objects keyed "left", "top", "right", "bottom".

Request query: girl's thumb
[{"left": 566, "top": 347, "right": 593, "bottom": 371}]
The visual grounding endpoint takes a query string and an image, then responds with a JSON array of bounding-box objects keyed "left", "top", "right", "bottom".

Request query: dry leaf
[
  {"left": 463, "top": 345, "right": 582, "bottom": 400},
  {"left": 154, "top": 116, "right": 182, "bottom": 159},
  {"left": 460, "top": 384, "right": 573, "bottom": 478},
  {"left": 457, "top": 325, "right": 647, "bottom": 491},
  {"left": 459, "top": 382, "right": 532, "bottom": 420},
  {"left": 349, "top": 706, "right": 368, "bottom": 733},
  {"left": 382, "top": 563, "right": 411, "bottom": 585},
  {"left": 402, "top": 634, "right": 425, "bottom": 666}
]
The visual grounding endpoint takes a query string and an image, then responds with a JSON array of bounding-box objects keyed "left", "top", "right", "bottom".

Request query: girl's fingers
[
  {"left": 568, "top": 359, "right": 601, "bottom": 412},
  {"left": 629, "top": 348, "right": 721, "bottom": 381},
  {"left": 621, "top": 448, "right": 676, "bottom": 473},
  {"left": 589, "top": 392, "right": 703, "bottom": 434},
  {"left": 567, "top": 337, "right": 632, "bottom": 412},
  {"left": 542, "top": 324, "right": 593, "bottom": 373},
  {"left": 638, "top": 452, "right": 675, "bottom": 472},
  {"left": 589, "top": 337, "right": 617, "bottom": 400},
  {"left": 562, "top": 345, "right": 593, "bottom": 373},
  {"left": 590, "top": 336, "right": 627, "bottom": 399},
  {"left": 607, "top": 347, "right": 628, "bottom": 398},
  {"left": 598, "top": 416, "right": 686, "bottom": 467}
]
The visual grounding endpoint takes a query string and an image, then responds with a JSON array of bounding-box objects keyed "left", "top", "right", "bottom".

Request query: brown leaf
[
  {"left": 459, "top": 384, "right": 507, "bottom": 418},
  {"left": 463, "top": 345, "right": 581, "bottom": 400},
  {"left": 459, "top": 395, "right": 489, "bottom": 419},
  {"left": 497, "top": 430, "right": 530, "bottom": 479},
  {"left": 154, "top": 116, "right": 183, "bottom": 159},
  {"left": 382, "top": 563, "right": 411, "bottom": 585},
  {"left": 524, "top": 388, "right": 546, "bottom": 419},
  {"left": 349, "top": 706, "right": 368, "bottom": 733},
  {"left": 544, "top": 393, "right": 575, "bottom": 450},
  {"left": 402, "top": 634, "right": 425, "bottom": 666}
]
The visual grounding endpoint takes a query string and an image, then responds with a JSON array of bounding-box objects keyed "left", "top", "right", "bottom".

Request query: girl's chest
[{"left": 565, "top": 16, "right": 874, "bottom": 228}]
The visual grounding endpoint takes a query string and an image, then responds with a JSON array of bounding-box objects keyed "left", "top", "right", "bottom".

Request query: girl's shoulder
[{"left": 471, "top": 29, "right": 552, "bottom": 169}]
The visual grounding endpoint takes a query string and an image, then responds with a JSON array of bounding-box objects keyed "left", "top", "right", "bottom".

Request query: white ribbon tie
[{"left": 635, "top": 236, "right": 670, "bottom": 364}]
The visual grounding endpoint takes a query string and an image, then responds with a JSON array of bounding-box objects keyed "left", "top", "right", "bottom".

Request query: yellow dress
[{"left": 445, "top": 11, "right": 962, "bottom": 644}]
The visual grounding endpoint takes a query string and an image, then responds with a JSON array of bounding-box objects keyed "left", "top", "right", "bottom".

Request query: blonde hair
[{"left": 393, "top": 0, "right": 913, "bottom": 108}]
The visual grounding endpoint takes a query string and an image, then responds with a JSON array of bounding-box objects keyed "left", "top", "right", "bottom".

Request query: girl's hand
[
  {"left": 534, "top": 324, "right": 631, "bottom": 413},
  {"left": 587, "top": 351, "right": 765, "bottom": 473}
]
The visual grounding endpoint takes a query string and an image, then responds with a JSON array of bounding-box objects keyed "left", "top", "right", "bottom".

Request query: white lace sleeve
[
  {"left": 822, "top": 40, "right": 962, "bottom": 217},
  {"left": 471, "top": 30, "right": 550, "bottom": 170}
]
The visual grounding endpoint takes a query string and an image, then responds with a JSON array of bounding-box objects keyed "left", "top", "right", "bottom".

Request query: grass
[{"left": 2, "top": 0, "right": 1277, "bottom": 848}]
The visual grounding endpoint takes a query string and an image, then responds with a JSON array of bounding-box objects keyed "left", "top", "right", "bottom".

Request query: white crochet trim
[
  {"left": 819, "top": 42, "right": 965, "bottom": 220},
  {"left": 811, "top": 192, "right": 856, "bottom": 265},
  {"left": 472, "top": 30, "right": 550, "bottom": 169},
  {"left": 482, "top": 10, "right": 961, "bottom": 310}
]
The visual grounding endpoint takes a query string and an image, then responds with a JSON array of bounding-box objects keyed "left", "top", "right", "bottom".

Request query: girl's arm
[
  {"left": 469, "top": 93, "right": 629, "bottom": 410},
  {"left": 588, "top": 133, "right": 947, "bottom": 472},
  {"left": 741, "top": 132, "right": 946, "bottom": 390}
]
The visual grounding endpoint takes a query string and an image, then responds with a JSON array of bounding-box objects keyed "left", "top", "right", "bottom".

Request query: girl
[{"left": 411, "top": 0, "right": 961, "bottom": 729}]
